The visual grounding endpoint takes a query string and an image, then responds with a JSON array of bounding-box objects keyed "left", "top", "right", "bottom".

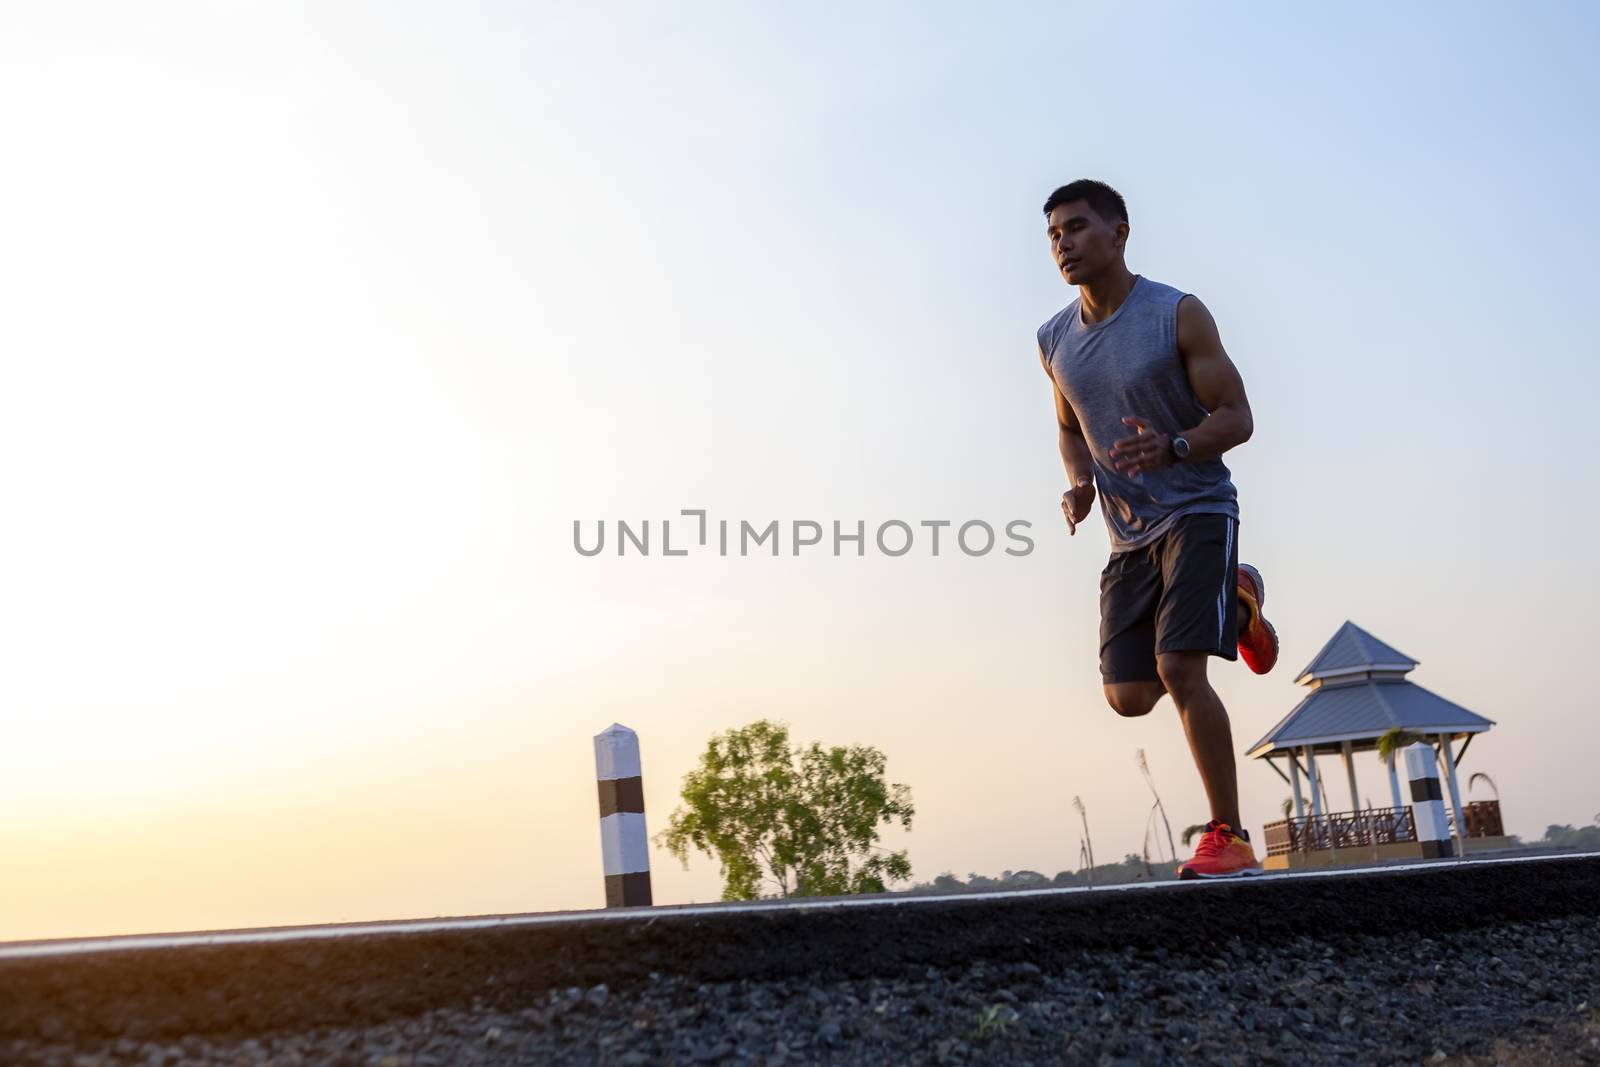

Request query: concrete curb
[{"left": 3, "top": 853, "right": 1597, "bottom": 1043}]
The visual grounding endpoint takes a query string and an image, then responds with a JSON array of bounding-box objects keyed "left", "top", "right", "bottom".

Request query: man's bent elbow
[{"left": 1234, "top": 409, "right": 1254, "bottom": 447}]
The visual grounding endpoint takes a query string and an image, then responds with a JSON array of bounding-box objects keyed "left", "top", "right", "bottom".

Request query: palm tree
[
  {"left": 1281, "top": 797, "right": 1293, "bottom": 818},
  {"left": 1180, "top": 823, "right": 1209, "bottom": 846},
  {"left": 1375, "top": 728, "right": 1426, "bottom": 766},
  {"left": 1136, "top": 749, "right": 1178, "bottom": 868}
]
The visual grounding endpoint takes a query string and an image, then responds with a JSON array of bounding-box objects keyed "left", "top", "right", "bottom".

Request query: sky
[{"left": 3, "top": 1, "right": 1598, "bottom": 942}]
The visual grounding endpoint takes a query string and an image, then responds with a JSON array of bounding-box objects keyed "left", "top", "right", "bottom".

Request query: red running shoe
[
  {"left": 1177, "top": 821, "right": 1262, "bottom": 880},
  {"left": 1236, "top": 563, "right": 1278, "bottom": 675}
]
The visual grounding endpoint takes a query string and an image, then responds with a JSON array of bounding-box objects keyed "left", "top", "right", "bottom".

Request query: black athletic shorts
[{"left": 1099, "top": 512, "right": 1239, "bottom": 684}]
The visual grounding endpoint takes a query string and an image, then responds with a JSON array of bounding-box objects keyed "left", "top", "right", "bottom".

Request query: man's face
[{"left": 1046, "top": 201, "right": 1127, "bottom": 286}]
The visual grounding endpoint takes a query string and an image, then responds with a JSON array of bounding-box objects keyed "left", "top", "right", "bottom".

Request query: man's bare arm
[
  {"left": 1041, "top": 342, "right": 1096, "bottom": 534},
  {"left": 1172, "top": 295, "right": 1253, "bottom": 461},
  {"left": 1109, "top": 296, "right": 1254, "bottom": 476},
  {"left": 1041, "top": 342, "right": 1095, "bottom": 482}
]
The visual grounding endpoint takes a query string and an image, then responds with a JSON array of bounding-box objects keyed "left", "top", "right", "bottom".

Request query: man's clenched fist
[{"left": 1061, "top": 475, "right": 1095, "bottom": 535}]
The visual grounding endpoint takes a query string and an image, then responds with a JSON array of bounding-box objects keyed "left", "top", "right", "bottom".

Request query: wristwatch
[{"left": 1170, "top": 435, "right": 1191, "bottom": 462}]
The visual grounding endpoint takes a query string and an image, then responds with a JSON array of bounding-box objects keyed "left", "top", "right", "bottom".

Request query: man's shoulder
[
  {"left": 1134, "top": 276, "right": 1191, "bottom": 308},
  {"left": 1037, "top": 300, "right": 1080, "bottom": 343}
]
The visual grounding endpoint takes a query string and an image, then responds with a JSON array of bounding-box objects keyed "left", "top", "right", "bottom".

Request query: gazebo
[{"left": 1247, "top": 621, "right": 1506, "bottom": 869}]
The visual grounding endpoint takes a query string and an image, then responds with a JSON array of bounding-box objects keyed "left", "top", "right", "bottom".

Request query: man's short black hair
[{"left": 1042, "top": 179, "right": 1128, "bottom": 225}]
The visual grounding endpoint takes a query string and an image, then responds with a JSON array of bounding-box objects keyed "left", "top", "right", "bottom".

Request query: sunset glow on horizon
[{"left": 4, "top": 2, "right": 1598, "bottom": 942}]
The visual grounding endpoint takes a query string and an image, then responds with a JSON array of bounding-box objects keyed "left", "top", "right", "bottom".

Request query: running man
[{"left": 1036, "top": 179, "right": 1280, "bottom": 879}]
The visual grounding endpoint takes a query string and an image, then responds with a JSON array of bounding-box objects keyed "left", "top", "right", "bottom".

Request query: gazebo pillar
[
  {"left": 1437, "top": 733, "right": 1468, "bottom": 855},
  {"left": 1287, "top": 754, "right": 1305, "bottom": 819},
  {"left": 1304, "top": 745, "right": 1323, "bottom": 820},
  {"left": 1386, "top": 752, "right": 1404, "bottom": 834},
  {"left": 1341, "top": 740, "right": 1360, "bottom": 811}
]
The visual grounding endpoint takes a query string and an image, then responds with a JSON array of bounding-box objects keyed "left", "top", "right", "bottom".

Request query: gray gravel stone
[{"left": 7, "top": 914, "right": 1600, "bottom": 1065}]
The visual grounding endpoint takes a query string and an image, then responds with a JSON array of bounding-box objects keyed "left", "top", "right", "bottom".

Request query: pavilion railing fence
[
  {"left": 1262, "top": 806, "right": 1417, "bottom": 857},
  {"left": 1263, "top": 800, "right": 1505, "bottom": 858}
]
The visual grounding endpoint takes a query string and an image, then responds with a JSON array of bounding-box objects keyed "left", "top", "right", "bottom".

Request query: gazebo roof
[
  {"left": 1294, "top": 621, "right": 1418, "bottom": 685},
  {"left": 1246, "top": 678, "right": 1495, "bottom": 757},
  {"left": 1250, "top": 622, "right": 1495, "bottom": 759}
]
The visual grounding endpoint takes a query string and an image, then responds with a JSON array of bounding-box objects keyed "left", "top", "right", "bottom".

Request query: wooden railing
[
  {"left": 1263, "top": 800, "right": 1506, "bottom": 857},
  {"left": 1456, "top": 800, "right": 1504, "bottom": 838},
  {"left": 1262, "top": 807, "right": 1416, "bottom": 857}
]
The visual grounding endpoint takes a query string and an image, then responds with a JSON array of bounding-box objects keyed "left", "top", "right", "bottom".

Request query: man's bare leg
[
  {"left": 1102, "top": 680, "right": 1166, "bottom": 719},
  {"left": 1155, "top": 650, "right": 1241, "bottom": 830}
]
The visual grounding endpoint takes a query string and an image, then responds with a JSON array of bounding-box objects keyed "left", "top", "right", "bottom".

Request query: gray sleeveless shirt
[{"left": 1038, "top": 275, "right": 1239, "bottom": 553}]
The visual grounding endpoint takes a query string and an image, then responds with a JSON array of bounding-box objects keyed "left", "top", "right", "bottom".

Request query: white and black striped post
[
  {"left": 595, "top": 723, "right": 652, "bottom": 907},
  {"left": 1403, "top": 741, "right": 1454, "bottom": 859}
]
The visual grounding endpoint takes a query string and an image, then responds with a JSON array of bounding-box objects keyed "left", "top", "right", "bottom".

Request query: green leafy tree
[{"left": 657, "top": 719, "right": 914, "bottom": 900}]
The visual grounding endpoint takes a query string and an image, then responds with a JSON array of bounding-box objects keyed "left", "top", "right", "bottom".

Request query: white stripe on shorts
[{"left": 1217, "top": 517, "right": 1235, "bottom": 646}]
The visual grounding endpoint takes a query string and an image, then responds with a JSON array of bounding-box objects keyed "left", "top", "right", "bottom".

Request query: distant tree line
[
  {"left": 1540, "top": 823, "right": 1600, "bottom": 851},
  {"left": 903, "top": 853, "right": 1180, "bottom": 895},
  {"left": 905, "top": 822, "right": 1600, "bottom": 896}
]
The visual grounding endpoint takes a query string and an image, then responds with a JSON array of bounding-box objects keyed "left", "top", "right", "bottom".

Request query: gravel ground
[{"left": 6, "top": 913, "right": 1597, "bottom": 1066}]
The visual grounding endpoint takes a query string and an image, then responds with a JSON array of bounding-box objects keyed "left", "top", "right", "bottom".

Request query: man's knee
[
  {"left": 1104, "top": 681, "right": 1164, "bottom": 718},
  {"left": 1156, "top": 652, "right": 1209, "bottom": 705}
]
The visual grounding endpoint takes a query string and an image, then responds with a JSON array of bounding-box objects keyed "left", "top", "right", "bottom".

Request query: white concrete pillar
[
  {"left": 1437, "top": 733, "right": 1468, "bottom": 857},
  {"left": 1402, "top": 742, "right": 1454, "bottom": 859},
  {"left": 595, "top": 723, "right": 652, "bottom": 907}
]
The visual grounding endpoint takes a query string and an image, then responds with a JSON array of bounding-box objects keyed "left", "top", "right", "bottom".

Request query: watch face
[{"left": 1173, "top": 436, "right": 1190, "bottom": 458}]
